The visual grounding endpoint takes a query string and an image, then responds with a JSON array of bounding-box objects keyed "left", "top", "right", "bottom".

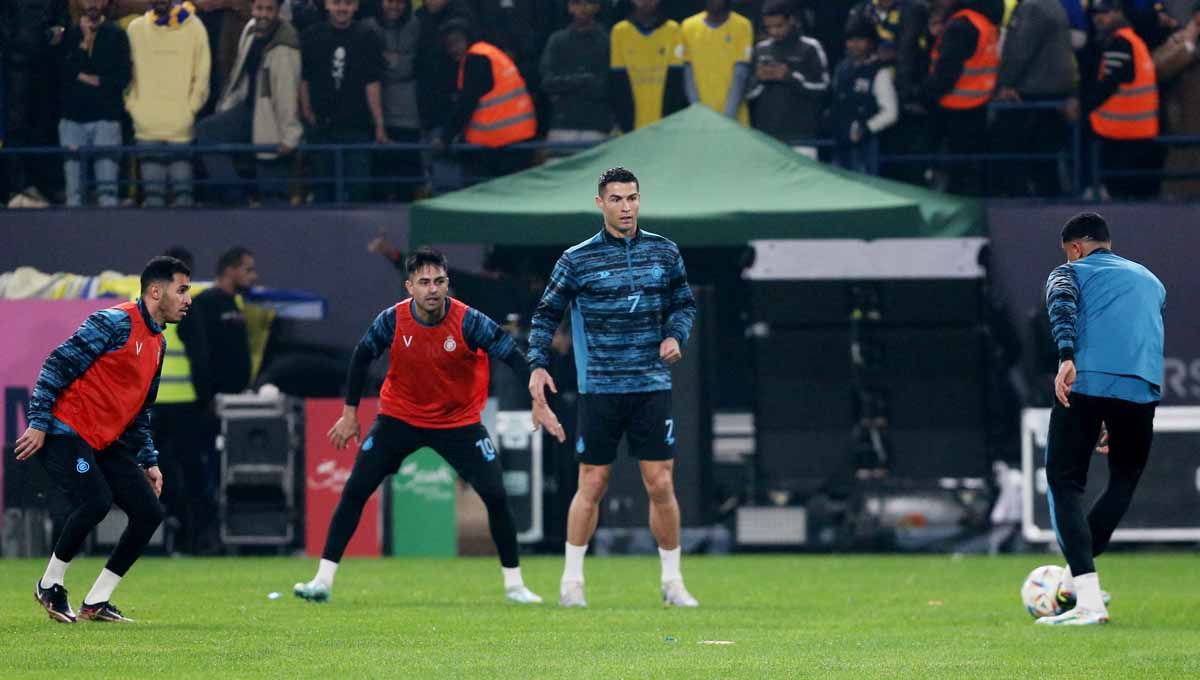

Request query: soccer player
[
  {"left": 1038, "top": 212, "right": 1165, "bottom": 625},
  {"left": 528, "top": 166, "right": 699, "bottom": 608},
  {"left": 16, "top": 256, "right": 193, "bottom": 624},
  {"left": 294, "top": 248, "right": 566, "bottom": 605}
]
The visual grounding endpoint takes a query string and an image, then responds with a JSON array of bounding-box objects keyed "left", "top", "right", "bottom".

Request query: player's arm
[
  {"left": 17, "top": 309, "right": 129, "bottom": 460},
  {"left": 329, "top": 307, "right": 396, "bottom": 449},
  {"left": 463, "top": 308, "right": 567, "bottom": 443},
  {"left": 660, "top": 248, "right": 697, "bottom": 364},
  {"left": 128, "top": 339, "right": 165, "bottom": 495},
  {"left": 463, "top": 307, "right": 529, "bottom": 380},
  {"left": 1045, "top": 264, "right": 1080, "bottom": 407},
  {"left": 528, "top": 253, "right": 581, "bottom": 403},
  {"left": 1044, "top": 264, "right": 1079, "bottom": 362}
]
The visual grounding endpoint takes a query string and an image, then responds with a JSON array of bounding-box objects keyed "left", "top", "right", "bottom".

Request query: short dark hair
[
  {"left": 406, "top": 246, "right": 449, "bottom": 276},
  {"left": 598, "top": 167, "right": 639, "bottom": 197},
  {"left": 762, "top": 0, "right": 794, "bottom": 19},
  {"left": 216, "top": 246, "right": 253, "bottom": 276},
  {"left": 141, "top": 255, "right": 191, "bottom": 292},
  {"left": 1061, "top": 212, "right": 1111, "bottom": 243}
]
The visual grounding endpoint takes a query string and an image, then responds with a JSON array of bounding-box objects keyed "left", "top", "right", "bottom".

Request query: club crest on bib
[
  {"left": 76, "top": 457, "right": 90, "bottom": 473},
  {"left": 443, "top": 336, "right": 457, "bottom": 352}
]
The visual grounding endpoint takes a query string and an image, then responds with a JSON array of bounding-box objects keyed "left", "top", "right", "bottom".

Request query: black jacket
[
  {"left": 58, "top": 20, "right": 131, "bottom": 123},
  {"left": 415, "top": 0, "right": 476, "bottom": 131},
  {"left": 177, "top": 288, "right": 252, "bottom": 404},
  {"left": 746, "top": 30, "right": 831, "bottom": 142},
  {"left": 448, "top": 53, "right": 493, "bottom": 139}
]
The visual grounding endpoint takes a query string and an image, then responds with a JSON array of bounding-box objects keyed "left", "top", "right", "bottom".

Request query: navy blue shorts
[{"left": 574, "top": 390, "right": 675, "bottom": 465}]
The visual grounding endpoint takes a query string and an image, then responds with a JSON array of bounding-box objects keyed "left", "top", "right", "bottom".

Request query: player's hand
[
  {"left": 1054, "top": 359, "right": 1076, "bottom": 408},
  {"left": 14, "top": 427, "right": 47, "bottom": 461},
  {"left": 327, "top": 412, "right": 360, "bottom": 450},
  {"left": 1095, "top": 424, "right": 1109, "bottom": 455},
  {"left": 529, "top": 368, "right": 557, "bottom": 405},
  {"left": 144, "top": 466, "right": 163, "bottom": 497},
  {"left": 532, "top": 401, "right": 566, "bottom": 443},
  {"left": 660, "top": 337, "right": 682, "bottom": 365}
]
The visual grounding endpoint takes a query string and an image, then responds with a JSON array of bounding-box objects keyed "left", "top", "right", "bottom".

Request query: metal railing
[{"left": 2, "top": 101, "right": 1198, "bottom": 206}]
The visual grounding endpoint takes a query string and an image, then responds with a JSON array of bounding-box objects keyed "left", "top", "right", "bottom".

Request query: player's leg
[
  {"left": 295, "top": 416, "right": 415, "bottom": 602},
  {"left": 629, "top": 390, "right": 697, "bottom": 608},
  {"left": 560, "top": 393, "right": 622, "bottom": 607},
  {"left": 1038, "top": 394, "right": 1107, "bottom": 625},
  {"left": 79, "top": 445, "right": 165, "bottom": 622},
  {"left": 34, "top": 436, "right": 113, "bottom": 623},
  {"left": 435, "top": 424, "right": 540, "bottom": 603},
  {"left": 1088, "top": 400, "right": 1156, "bottom": 558}
]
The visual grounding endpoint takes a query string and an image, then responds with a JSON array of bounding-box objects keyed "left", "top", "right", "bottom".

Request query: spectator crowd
[{"left": 2, "top": 0, "right": 1199, "bottom": 206}]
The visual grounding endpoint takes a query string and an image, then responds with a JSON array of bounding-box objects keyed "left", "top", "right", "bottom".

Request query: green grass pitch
[{"left": 2, "top": 554, "right": 1198, "bottom": 678}]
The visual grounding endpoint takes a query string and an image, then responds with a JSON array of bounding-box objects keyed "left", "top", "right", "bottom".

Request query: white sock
[
  {"left": 40, "top": 554, "right": 70, "bottom": 589},
  {"left": 659, "top": 546, "right": 682, "bottom": 584},
  {"left": 562, "top": 542, "right": 587, "bottom": 583},
  {"left": 315, "top": 559, "right": 338, "bottom": 588},
  {"left": 502, "top": 566, "right": 524, "bottom": 590},
  {"left": 83, "top": 568, "right": 122, "bottom": 605},
  {"left": 1074, "top": 572, "right": 1106, "bottom": 612},
  {"left": 1060, "top": 565, "right": 1076, "bottom": 593}
]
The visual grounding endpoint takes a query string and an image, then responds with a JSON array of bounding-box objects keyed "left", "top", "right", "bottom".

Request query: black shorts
[
  {"left": 351, "top": 415, "right": 505, "bottom": 498},
  {"left": 575, "top": 390, "right": 675, "bottom": 465}
]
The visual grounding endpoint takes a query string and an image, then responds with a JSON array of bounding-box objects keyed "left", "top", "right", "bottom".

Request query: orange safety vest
[
  {"left": 1090, "top": 27, "right": 1159, "bottom": 141},
  {"left": 930, "top": 9, "right": 998, "bottom": 110},
  {"left": 52, "top": 302, "right": 162, "bottom": 452},
  {"left": 457, "top": 42, "right": 537, "bottom": 148}
]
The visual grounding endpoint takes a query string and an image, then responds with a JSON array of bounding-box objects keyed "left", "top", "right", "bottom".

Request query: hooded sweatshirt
[{"left": 125, "top": 2, "right": 212, "bottom": 143}]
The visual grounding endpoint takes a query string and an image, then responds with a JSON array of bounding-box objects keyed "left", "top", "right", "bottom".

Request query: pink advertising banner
[{"left": 1, "top": 300, "right": 114, "bottom": 508}]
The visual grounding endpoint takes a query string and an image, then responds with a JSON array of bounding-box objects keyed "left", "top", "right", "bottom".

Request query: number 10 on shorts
[{"left": 476, "top": 438, "right": 497, "bottom": 461}]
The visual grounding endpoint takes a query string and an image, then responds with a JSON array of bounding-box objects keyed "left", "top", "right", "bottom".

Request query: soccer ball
[{"left": 1021, "top": 565, "right": 1067, "bottom": 618}]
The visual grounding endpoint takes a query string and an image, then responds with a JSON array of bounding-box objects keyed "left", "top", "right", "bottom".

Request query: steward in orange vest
[
  {"left": 1087, "top": 14, "right": 1159, "bottom": 140},
  {"left": 919, "top": 0, "right": 1003, "bottom": 195},
  {"left": 17, "top": 256, "right": 192, "bottom": 624},
  {"left": 441, "top": 23, "right": 537, "bottom": 149},
  {"left": 1086, "top": 0, "right": 1162, "bottom": 199},
  {"left": 926, "top": 4, "right": 1000, "bottom": 111}
]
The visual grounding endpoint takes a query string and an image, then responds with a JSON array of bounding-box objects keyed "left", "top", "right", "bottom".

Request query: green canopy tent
[{"left": 408, "top": 104, "right": 985, "bottom": 247}]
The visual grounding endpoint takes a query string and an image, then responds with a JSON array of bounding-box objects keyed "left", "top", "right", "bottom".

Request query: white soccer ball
[{"left": 1021, "top": 564, "right": 1066, "bottom": 618}]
